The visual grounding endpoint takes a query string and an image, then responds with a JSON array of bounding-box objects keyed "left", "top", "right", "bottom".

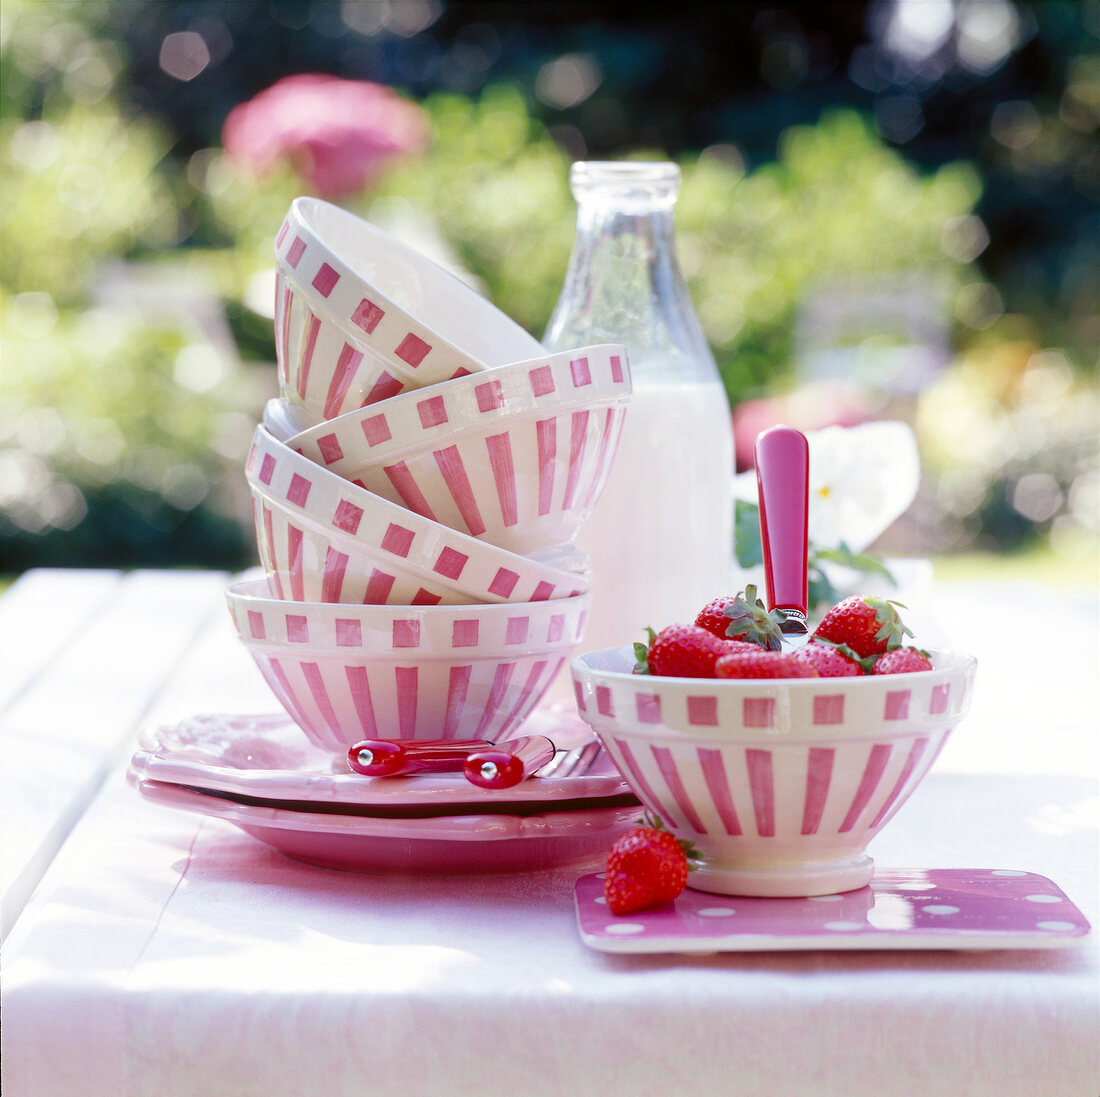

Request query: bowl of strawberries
[{"left": 571, "top": 587, "right": 976, "bottom": 900}]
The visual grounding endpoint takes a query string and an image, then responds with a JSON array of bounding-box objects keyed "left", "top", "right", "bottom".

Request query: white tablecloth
[{"left": 2, "top": 569, "right": 1097, "bottom": 1097}]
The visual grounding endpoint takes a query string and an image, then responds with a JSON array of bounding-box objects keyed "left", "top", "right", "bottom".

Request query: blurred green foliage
[{"left": 0, "top": 0, "right": 1096, "bottom": 572}]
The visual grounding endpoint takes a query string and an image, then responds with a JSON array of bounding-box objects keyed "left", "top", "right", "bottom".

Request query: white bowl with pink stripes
[
  {"left": 286, "top": 345, "right": 632, "bottom": 556},
  {"left": 274, "top": 196, "right": 545, "bottom": 423},
  {"left": 226, "top": 578, "right": 590, "bottom": 751},
  {"left": 247, "top": 426, "right": 590, "bottom": 606},
  {"left": 571, "top": 646, "right": 977, "bottom": 898}
]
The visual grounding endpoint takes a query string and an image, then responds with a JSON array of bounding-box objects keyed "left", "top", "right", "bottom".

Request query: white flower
[{"left": 734, "top": 421, "right": 921, "bottom": 553}]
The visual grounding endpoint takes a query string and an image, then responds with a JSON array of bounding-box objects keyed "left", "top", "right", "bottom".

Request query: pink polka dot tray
[{"left": 574, "top": 869, "right": 1091, "bottom": 953}]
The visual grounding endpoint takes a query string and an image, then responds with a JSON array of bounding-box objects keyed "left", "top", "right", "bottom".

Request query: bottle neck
[{"left": 544, "top": 163, "right": 717, "bottom": 382}]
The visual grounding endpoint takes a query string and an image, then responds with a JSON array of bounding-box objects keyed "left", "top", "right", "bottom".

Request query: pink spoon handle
[
  {"left": 347, "top": 738, "right": 494, "bottom": 777},
  {"left": 463, "top": 736, "right": 556, "bottom": 790},
  {"left": 754, "top": 424, "right": 810, "bottom": 635}
]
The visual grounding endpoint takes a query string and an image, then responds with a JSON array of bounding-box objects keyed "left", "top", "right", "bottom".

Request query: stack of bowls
[{"left": 229, "top": 196, "right": 633, "bottom": 755}]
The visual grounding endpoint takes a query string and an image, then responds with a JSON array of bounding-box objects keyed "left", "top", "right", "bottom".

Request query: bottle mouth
[{"left": 569, "top": 161, "right": 680, "bottom": 207}]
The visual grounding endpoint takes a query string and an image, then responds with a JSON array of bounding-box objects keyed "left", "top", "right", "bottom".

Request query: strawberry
[
  {"left": 870, "top": 647, "right": 933, "bottom": 674},
  {"left": 811, "top": 594, "right": 913, "bottom": 658},
  {"left": 793, "top": 640, "right": 864, "bottom": 677},
  {"left": 604, "top": 815, "right": 698, "bottom": 915},
  {"left": 715, "top": 649, "right": 820, "bottom": 679},
  {"left": 634, "top": 624, "right": 731, "bottom": 678},
  {"left": 721, "top": 585, "right": 787, "bottom": 651},
  {"left": 695, "top": 595, "right": 742, "bottom": 640}
]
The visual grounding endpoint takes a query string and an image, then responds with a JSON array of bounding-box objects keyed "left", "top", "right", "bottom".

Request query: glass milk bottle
[{"left": 544, "top": 161, "right": 736, "bottom": 656}]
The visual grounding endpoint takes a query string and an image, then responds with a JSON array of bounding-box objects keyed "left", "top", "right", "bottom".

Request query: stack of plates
[{"left": 129, "top": 703, "right": 640, "bottom": 874}]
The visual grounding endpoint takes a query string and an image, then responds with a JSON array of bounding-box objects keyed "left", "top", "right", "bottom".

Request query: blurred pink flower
[
  {"left": 732, "top": 381, "right": 876, "bottom": 470},
  {"left": 222, "top": 74, "right": 429, "bottom": 197}
]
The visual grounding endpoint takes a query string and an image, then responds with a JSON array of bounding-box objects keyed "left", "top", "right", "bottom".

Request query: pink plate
[
  {"left": 135, "top": 779, "right": 637, "bottom": 874},
  {"left": 574, "top": 868, "right": 1092, "bottom": 953},
  {"left": 130, "top": 708, "right": 634, "bottom": 811}
]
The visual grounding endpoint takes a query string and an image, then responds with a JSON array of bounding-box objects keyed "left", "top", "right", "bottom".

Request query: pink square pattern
[
  {"left": 317, "top": 434, "right": 343, "bottom": 465},
  {"left": 392, "top": 620, "right": 420, "bottom": 648},
  {"left": 311, "top": 263, "right": 339, "bottom": 297},
  {"left": 505, "top": 616, "right": 529, "bottom": 645},
  {"left": 930, "top": 684, "right": 950, "bottom": 714},
  {"left": 687, "top": 695, "right": 719, "bottom": 726},
  {"left": 488, "top": 568, "right": 519, "bottom": 597},
  {"left": 743, "top": 697, "right": 775, "bottom": 728},
  {"left": 432, "top": 546, "right": 468, "bottom": 580},
  {"left": 570, "top": 356, "right": 592, "bottom": 386},
  {"left": 352, "top": 299, "right": 385, "bottom": 334},
  {"left": 475, "top": 380, "right": 504, "bottom": 412},
  {"left": 247, "top": 610, "right": 265, "bottom": 640},
  {"left": 596, "top": 685, "right": 614, "bottom": 717},
  {"left": 286, "top": 473, "right": 311, "bottom": 507},
  {"left": 418, "top": 395, "right": 448, "bottom": 428},
  {"left": 529, "top": 365, "right": 555, "bottom": 397},
  {"left": 813, "top": 694, "right": 845, "bottom": 725},
  {"left": 332, "top": 499, "right": 363, "bottom": 534},
  {"left": 335, "top": 619, "right": 361, "bottom": 647},
  {"left": 396, "top": 333, "right": 430, "bottom": 367},
  {"left": 636, "top": 693, "right": 662, "bottom": 724},
  {"left": 884, "top": 689, "right": 911, "bottom": 720},
  {"left": 285, "top": 614, "right": 309, "bottom": 643},
  {"left": 361, "top": 414, "right": 391, "bottom": 446},
  {"left": 451, "top": 619, "right": 479, "bottom": 647},
  {"left": 258, "top": 454, "right": 276, "bottom": 486},
  {"left": 286, "top": 237, "right": 306, "bottom": 268},
  {"left": 381, "top": 524, "right": 415, "bottom": 557},
  {"left": 610, "top": 355, "right": 624, "bottom": 383}
]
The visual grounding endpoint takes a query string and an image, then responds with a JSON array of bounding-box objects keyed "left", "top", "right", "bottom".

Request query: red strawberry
[
  {"left": 811, "top": 595, "right": 913, "bottom": 658},
  {"left": 715, "top": 649, "right": 820, "bottom": 679},
  {"left": 871, "top": 647, "right": 933, "bottom": 674},
  {"left": 634, "top": 624, "right": 731, "bottom": 678},
  {"left": 604, "top": 816, "right": 697, "bottom": 915},
  {"left": 793, "top": 641, "right": 864, "bottom": 677},
  {"left": 721, "top": 584, "right": 787, "bottom": 651},
  {"left": 695, "top": 595, "right": 742, "bottom": 640}
]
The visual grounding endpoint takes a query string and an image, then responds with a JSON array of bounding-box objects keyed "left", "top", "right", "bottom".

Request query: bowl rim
[
  {"left": 286, "top": 342, "right": 632, "bottom": 467},
  {"left": 279, "top": 196, "right": 545, "bottom": 370},
  {"left": 572, "top": 644, "right": 976, "bottom": 684},
  {"left": 247, "top": 425, "right": 591, "bottom": 602}
]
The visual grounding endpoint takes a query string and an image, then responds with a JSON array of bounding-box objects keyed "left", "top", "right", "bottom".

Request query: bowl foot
[{"left": 687, "top": 853, "right": 875, "bottom": 898}]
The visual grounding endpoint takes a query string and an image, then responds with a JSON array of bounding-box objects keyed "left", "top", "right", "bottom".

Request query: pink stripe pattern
[
  {"left": 485, "top": 433, "right": 518, "bottom": 527},
  {"left": 697, "top": 748, "right": 743, "bottom": 835},
  {"left": 434, "top": 446, "right": 486, "bottom": 536},
  {"left": 745, "top": 749, "right": 775, "bottom": 837},
  {"left": 839, "top": 743, "right": 893, "bottom": 833},
  {"left": 653, "top": 746, "right": 708, "bottom": 834}
]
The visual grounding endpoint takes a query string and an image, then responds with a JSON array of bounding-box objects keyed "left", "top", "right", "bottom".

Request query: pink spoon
[{"left": 754, "top": 424, "right": 810, "bottom": 638}]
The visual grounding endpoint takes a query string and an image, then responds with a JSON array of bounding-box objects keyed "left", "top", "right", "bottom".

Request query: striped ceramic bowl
[
  {"left": 227, "top": 578, "right": 590, "bottom": 750},
  {"left": 246, "top": 426, "right": 589, "bottom": 606},
  {"left": 571, "top": 646, "right": 977, "bottom": 898},
  {"left": 286, "top": 345, "right": 632, "bottom": 556},
  {"left": 274, "top": 196, "right": 545, "bottom": 423}
]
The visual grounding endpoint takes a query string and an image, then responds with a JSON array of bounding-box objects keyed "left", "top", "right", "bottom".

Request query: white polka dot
[
  {"left": 823, "top": 920, "right": 865, "bottom": 931},
  {"left": 1037, "top": 921, "right": 1078, "bottom": 932},
  {"left": 921, "top": 904, "right": 960, "bottom": 915},
  {"left": 1024, "top": 893, "right": 1062, "bottom": 904},
  {"left": 594, "top": 896, "right": 607, "bottom": 905},
  {"left": 697, "top": 907, "right": 736, "bottom": 917},
  {"left": 991, "top": 869, "right": 1027, "bottom": 876},
  {"left": 807, "top": 894, "right": 844, "bottom": 902},
  {"left": 605, "top": 922, "right": 646, "bottom": 935}
]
